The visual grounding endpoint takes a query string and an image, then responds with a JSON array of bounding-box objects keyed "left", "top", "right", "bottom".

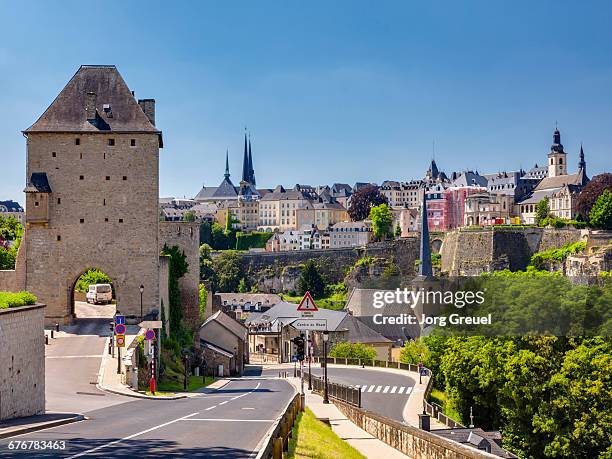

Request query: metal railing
[
  {"left": 298, "top": 368, "right": 361, "bottom": 408},
  {"left": 312, "top": 356, "right": 464, "bottom": 428}
]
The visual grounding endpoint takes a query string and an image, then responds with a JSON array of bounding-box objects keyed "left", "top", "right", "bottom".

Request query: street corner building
[{"left": 7, "top": 65, "right": 199, "bottom": 326}]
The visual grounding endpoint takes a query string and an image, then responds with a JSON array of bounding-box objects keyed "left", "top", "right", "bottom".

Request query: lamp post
[
  {"left": 139, "top": 284, "right": 144, "bottom": 321},
  {"left": 322, "top": 330, "right": 329, "bottom": 404},
  {"left": 182, "top": 349, "right": 189, "bottom": 391}
]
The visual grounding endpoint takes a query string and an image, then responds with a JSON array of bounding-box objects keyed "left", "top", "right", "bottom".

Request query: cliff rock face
[{"left": 440, "top": 227, "right": 584, "bottom": 276}]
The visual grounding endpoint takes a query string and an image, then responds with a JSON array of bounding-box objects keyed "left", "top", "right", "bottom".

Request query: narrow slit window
[
  {"left": 80, "top": 218, "right": 84, "bottom": 224},
  {"left": 130, "top": 139, "right": 136, "bottom": 147},
  {"left": 123, "top": 176, "right": 127, "bottom": 181},
  {"left": 75, "top": 138, "right": 80, "bottom": 145},
  {"left": 118, "top": 218, "right": 123, "bottom": 223},
  {"left": 79, "top": 175, "right": 84, "bottom": 180},
  {"left": 52, "top": 152, "right": 56, "bottom": 158},
  {"left": 106, "top": 176, "right": 110, "bottom": 181},
  {"left": 108, "top": 139, "right": 115, "bottom": 146},
  {"left": 57, "top": 235, "right": 61, "bottom": 241},
  {"left": 57, "top": 198, "right": 61, "bottom": 204}
]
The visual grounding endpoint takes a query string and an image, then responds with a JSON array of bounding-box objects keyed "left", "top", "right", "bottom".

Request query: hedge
[
  {"left": 235, "top": 232, "right": 273, "bottom": 250},
  {"left": 0, "top": 291, "right": 37, "bottom": 309}
]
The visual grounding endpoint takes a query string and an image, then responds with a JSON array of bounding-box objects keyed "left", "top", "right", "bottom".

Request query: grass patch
[
  {"left": 145, "top": 390, "right": 176, "bottom": 397},
  {"left": 156, "top": 375, "right": 216, "bottom": 392},
  {"left": 287, "top": 408, "right": 365, "bottom": 459},
  {"left": 429, "top": 388, "right": 462, "bottom": 424}
]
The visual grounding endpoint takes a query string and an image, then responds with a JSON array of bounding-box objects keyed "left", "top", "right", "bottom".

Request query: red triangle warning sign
[{"left": 297, "top": 291, "right": 318, "bottom": 311}]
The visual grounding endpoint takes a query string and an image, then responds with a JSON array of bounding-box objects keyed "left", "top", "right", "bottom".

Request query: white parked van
[{"left": 86, "top": 284, "right": 113, "bottom": 305}]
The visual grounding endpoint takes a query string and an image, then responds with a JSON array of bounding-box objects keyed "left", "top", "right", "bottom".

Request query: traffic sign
[
  {"left": 114, "top": 323, "right": 126, "bottom": 335},
  {"left": 138, "top": 320, "right": 163, "bottom": 329},
  {"left": 145, "top": 329, "right": 156, "bottom": 341},
  {"left": 115, "top": 315, "right": 125, "bottom": 325},
  {"left": 292, "top": 318, "right": 327, "bottom": 331},
  {"left": 291, "top": 355, "right": 298, "bottom": 362},
  {"left": 115, "top": 334, "right": 126, "bottom": 347},
  {"left": 297, "top": 291, "right": 318, "bottom": 312},
  {"left": 420, "top": 368, "right": 428, "bottom": 377}
]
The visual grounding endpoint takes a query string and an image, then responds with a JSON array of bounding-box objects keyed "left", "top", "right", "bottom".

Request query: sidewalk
[
  {"left": 0, "top": 413, "right": 84, "bottom": 440},
  {"left": 287, "top": 377, "right": 408, "bottom": 459}
]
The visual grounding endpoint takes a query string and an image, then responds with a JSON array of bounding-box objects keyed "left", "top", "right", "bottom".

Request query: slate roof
[
  {"left": 337, "top": 315, "right": 391, "bottom": 344},
  {"left": 433, "top": 429, "right": 517, "bottom": 458},
  {"left": 534, "top": 170, "right": 588, "bottom": 191},
  {"left": 450, "top": 171, "right": 488, "bottom": 188},
  {"left": 24, "top": 172, "right": 52, "bottom": 193},
  {"left": 0, "top": 200, "right": 24, "bottom": 212},
  {"left": 201, "top": 310, "right": 248, "bottom": 341},
  {"left": 25, "top": 65, "right": 161, "bottom": 135},
  {"left": 212, "top": 176, "right": 238, "bottom": 198}
]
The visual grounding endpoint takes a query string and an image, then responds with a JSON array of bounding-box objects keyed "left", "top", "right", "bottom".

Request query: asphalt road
[
  {"left": 1, "top": 313, "right": 296, "bottom": 458},
  {"left": 263, "top": 364, "right": 415, "bottom": 423}
]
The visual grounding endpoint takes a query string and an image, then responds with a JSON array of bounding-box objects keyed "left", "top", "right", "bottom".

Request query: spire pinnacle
[
  {"left": 224, "top": 149, "right": 230, "bottom": 179},
  {"left": 242, "top": 130, "right": 249, "bottom": 183},
  {"left": 248, "top": 133, "right": 256, "bottom": 186}
]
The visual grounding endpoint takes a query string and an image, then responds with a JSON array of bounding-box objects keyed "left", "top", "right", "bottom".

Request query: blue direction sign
[
  {"left": 114, "top": 323, "right": 126, "bottom": 335},
  {"left": 115, "top": 315, "right": 125, "bottom": 325}
]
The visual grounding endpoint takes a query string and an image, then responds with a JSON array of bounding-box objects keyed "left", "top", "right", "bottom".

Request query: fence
[
  {"left": 298, "top": 368, "right": 361, "bottom": 408},
  {"left": 255, "top": 392, "right": 301, "bottom": 459},
  {"left": 312, "top": 356, "right": 464, "bottom": 428}
]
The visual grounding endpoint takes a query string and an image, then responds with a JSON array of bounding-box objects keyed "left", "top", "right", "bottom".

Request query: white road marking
[
  {"left": 182, "top": 418, "right": 274, "bottom": 422},
  {"left": 405, "top": 387, "right": 412, "bottom": 394},
  {"left": 205, "top": 406, "right": 216, "bottom": 411},
  {"left": 398, "top": 387, "right": 405, "bottom": 394},
  {"left": 375, "top": 385, "right": 382, "bottom": 393},
  {"left": 390, "top": 386, "right": 398, "bottom": 393},
  {"left": 47, "top": 355, "right": 104, "bottom": 359},
  {"left": 382, "top": 386, "right": 390, "bottom": 393},
  {"left": 219, "top": 401, "right": 228, "bottom": 405},
  {"left": 367, "top": 386, "right": 375, "bottom": 393},
  {"left": 67, "top": 412, "right": 199, "bottom": 458}
]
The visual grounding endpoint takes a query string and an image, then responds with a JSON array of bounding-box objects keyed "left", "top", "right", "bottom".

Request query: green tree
[
  {"left": 183, "top": 210, "right": 197, "bottom": 222},
  {"left": 347, "top": 185, "right": 388, "bottom": 221},
  {"left": 212, "top": 251, "right": 244, "bottom": 292},
  {"left": 160, "top": 245, "right": 189, "bottom": 337},
  {"left": 211, "top": 222, "right": 230, "bottom": 250},
  {"left": 199, "top": 243, "right": 215, "bottom": 283},
  {"left": 199, "top": 221, "right": 212, "bottom": 246},
  {"left": 238, "top": 278, "right": 249, "bottom": 293},
  {"left": 394, "top": 224, "right": 402, "bottom": 238},
  {"left": 589, "top": 189, "right": 612, "bottom": 229},
  {"left": 198, "top": 284, "right": 207, "bottom": 321},
  {"left": 369, "top": 203, "right": 393, "bottom": 240},
  {"left": 535, "top": 197, "right": 550, "bottom": 226},
  {"left": 329, "top": 342, "right": 377, "bottom": 360},
  {"left": 297, "top": 260, "right": 325, "bottom": 298},
  {"left": 576, "top": 173, "right": 612, "bottom": 220},
  {"left": 399, "top": 339, "right": 430, "bottom": 365},
  {"left": 0, "top": 216, "right": 23, "bottom": 270},
  {"left": 75, "top": 269, "right": 113, "bottom": 293}
]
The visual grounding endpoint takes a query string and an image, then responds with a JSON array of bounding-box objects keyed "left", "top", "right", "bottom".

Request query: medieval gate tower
[{"left": 22, "top": 65, "right": 162, "bottom": 323}]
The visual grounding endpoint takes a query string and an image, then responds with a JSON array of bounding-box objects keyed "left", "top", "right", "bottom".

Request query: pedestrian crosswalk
[{"left": 357, "top": 384, "right": 412, "bottom": 395}]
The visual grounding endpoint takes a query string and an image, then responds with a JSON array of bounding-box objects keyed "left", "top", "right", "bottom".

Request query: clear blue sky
[{"left": 1, "top": 1, "right": 611, "bottom": 203}]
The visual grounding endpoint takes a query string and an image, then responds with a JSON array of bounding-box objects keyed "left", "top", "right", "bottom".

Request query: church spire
[
  {"left": 248, "top": 134, "right": 256, "bottom": 186},
  {"left": 224, "top": 149, "right": 230, "bottom": 179},
  {"left": 579, "top": 143, "right": 586, "bottom": 172},
  {"left": 241, "top": 129, "right": 249, "bottom": 183}
]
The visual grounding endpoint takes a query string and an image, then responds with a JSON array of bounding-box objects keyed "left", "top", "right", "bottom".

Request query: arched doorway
[{"left": 71, "top": 268, "right": 116, "bottom": 320}]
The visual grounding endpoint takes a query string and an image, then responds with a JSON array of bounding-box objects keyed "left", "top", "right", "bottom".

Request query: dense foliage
[
  {"left": 160, "top": 244, "right": 189, "bottom": 339},
  {"left": 535, "top": 196, "right": 549, "bottom": 225},
  {"left": 589, "top": 189, "right": 612, "bottom": 229},
  {"left": 0, "top": 291, "right": 37, "bottom": 309},
  {"left": 297, "top": 260, "right": 325, "bottom": 298},
  {"left": 75, "top": 269, "right": 113, "bottom": 293},
  {"left": 199, "top": 284, "right": 207, "bottom": 321},
  {"left": 369, "top": 203, "right": 393, "bottom": 240},
  {"left": 529, "top": 241, "right": 586, "bottom": 270},
  {"left": 211, "top": 251, "right": 245, "bottom": 292},
  {"left": 328, "top": 342, "right": 377, "bottom": 360},
  {"left": 0, "top": 216, "right": 23, "bottom": 270},
  {"left": 235, "top": 231, "right": 274, "bottom": 250},
  {"left": 347, "top": 185, "right": 387, "bottom": 221},
  {"left": 576, "top": 173, "right": 612, "bottom": 220},
  {"left": 399, "top": 339, "right": 431, "bottom": 365}
]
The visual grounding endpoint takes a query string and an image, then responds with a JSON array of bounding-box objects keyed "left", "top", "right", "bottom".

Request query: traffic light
[{"left": 293, "top": 334, "right": 305, "bottom": 361}]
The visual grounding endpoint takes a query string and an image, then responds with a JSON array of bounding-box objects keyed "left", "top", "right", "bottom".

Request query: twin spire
[{"left": 225, "top": 130, "right": 257, "bottom": 186}]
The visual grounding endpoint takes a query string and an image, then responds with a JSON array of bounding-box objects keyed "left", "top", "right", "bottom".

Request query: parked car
[{"left": 86, "top": 284, "right": 113, "bottom": 305}]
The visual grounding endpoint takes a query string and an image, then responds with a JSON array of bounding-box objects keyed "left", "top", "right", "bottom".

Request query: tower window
[
  {"left": 559, "top": 158, "right": 563, "bottom": 165},
  {"left": 118, "top": 218, "right": 124, "bottom": 223},
  {"left": 123, "top": 176, "right": 127, "bottom": 181},
  {"left": 103, "top": 199, "right": 106, "bottom": 206},
  {"left": 108, "top": 139, "right": 115, "bottom": 146},
  {"left": 130, "top": 139, "right": 136, "bottom": 147},
  {"left": 104, "top": 218, "right": 109, "bottom": 222},
  {"left": 80, "top": 153, "right": 83, "bottom": 160},
  {"left": 35, "top": 201, "right": 39, "bottom": 207},
  {"left": 79, "top": 175, "right": 84, "bottom": 180},
  {"left": 75, "top": 138, "right": 80, "bottom": 146},
  {"left": 57, "top": 198, "right": 61, "bottom": 205},
  {"left": 106, "top": 176, "right": 110, "bottom": 180},
  {"left": 80, "top": 218, "right": 84, "bottom": 224},
  {"left": 52, "top": 152, "right": 56, "bottom": 158},
  {"left": 57, "top": 235, "right": 61, "bottom": 241}
]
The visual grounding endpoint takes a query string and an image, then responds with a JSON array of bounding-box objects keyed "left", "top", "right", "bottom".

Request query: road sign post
[{"left": 114, "top": 314, "right": 125, "bottom": 375}]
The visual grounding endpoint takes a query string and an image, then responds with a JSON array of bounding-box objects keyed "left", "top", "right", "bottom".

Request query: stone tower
[
  {"left": 547, "top": 128, "right": 567, "bottom": 178},
  {"left": 22, "top": 65, "right": 163, "bottom": 324}
]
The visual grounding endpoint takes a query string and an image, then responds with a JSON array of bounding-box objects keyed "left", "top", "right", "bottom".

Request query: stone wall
[
  {"left": 334, "top": 399, "right": 498, "bottom": 459},
  {"left": 441, "top": 227, "right": 583, "bottom": 275},
  {"left": 0, "top": 304, "right": 46, "bottom": 421},
  {"left": 238, "top": 238, "right": 420, "bottom": 293},
  {"left": 159, "top": 221, "right": 200, "bottom": 330}
]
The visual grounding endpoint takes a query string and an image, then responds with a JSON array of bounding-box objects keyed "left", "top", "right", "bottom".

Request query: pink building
[{"left": 426, "top": 185, "right": 487, "bottom": 231}]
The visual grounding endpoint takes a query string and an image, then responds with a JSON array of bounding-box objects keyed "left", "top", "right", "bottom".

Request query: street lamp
[
  {"left": 182, "top": 348, "right": 190, "bottom": 391},
  {"left": 322, "top": 330, "right": 329, "bottom": 404},
  {"left": 139, "top": 284, "right": 145, "bottom": 321}
]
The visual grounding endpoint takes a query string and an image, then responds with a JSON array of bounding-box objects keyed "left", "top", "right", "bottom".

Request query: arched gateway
[{"left": 20, "top": 65, "right": 163, "bottom": 324}]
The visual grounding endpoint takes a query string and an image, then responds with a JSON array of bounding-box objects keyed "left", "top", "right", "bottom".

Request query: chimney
[
  {"left": 85, "top": 92, "right": 97, "bottom": 120},
  {"left": 138, "top": 99, "right": 156, "bottom": 126}
]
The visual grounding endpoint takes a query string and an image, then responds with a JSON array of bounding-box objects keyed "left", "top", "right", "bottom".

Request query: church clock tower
[{"left": 547, "top": 127, "right": 567, "bottom": 177}]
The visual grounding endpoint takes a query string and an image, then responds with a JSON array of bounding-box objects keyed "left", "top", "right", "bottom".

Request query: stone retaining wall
[
  {"left": 0, "top": 270, "right": 16, "bottom": 292},
  {"left": 0, "top": 304, "right": 46, "bottom": 421},
  {"left": 334, "top": 399, "right": 498, "bottom": 459}
]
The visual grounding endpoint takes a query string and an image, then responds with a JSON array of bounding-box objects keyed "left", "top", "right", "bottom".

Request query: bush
[
  {"left": 329, "top": 342, "right": 377, "bottom": 360},
  {"left": 75, "top": 269, "right": 113, "bottom": 293},
  {"left": 235, "top": 232, "right": 274, "bottom": 250},
  {"left": 530, "top": 241, "right": 586, "bottom": 270},
  {"left": 0, "top": 291, "right": 37, "bottom": 309}
]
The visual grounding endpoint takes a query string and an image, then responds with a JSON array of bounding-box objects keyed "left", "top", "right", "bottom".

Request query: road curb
[
  {"left": 0, "top": 414, "right": 85, "bottom": 440},
  {"left": 95, "top": 383, "right": 188, "bottom": 400}
]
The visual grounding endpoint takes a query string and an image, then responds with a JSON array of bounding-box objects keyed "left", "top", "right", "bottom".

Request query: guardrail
[
  {"left": 299, "top": 368, "right": 361, "bottom": 408},
  {"left": 255, "top": 392, "right": 301, "bottom": 459},
  {"left": 312, "top": 356, "right": 464, "bottom": 428}
]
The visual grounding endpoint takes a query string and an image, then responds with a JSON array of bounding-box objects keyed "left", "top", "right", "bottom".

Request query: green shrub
[
  {"left": 0, "top": 291, "right": 37, "bottom": 309},
  {"left": 530, "top": 241, "right": 586, "bottom": 269},
  {"left": 329, "top": 342, "right": 377, "bottom": 360},
  {"left": 75, "top": 269, "right": 113, "bottom": 293},
  {"left": 235, "top": 232, "right": 274, "bottom": 250}
]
